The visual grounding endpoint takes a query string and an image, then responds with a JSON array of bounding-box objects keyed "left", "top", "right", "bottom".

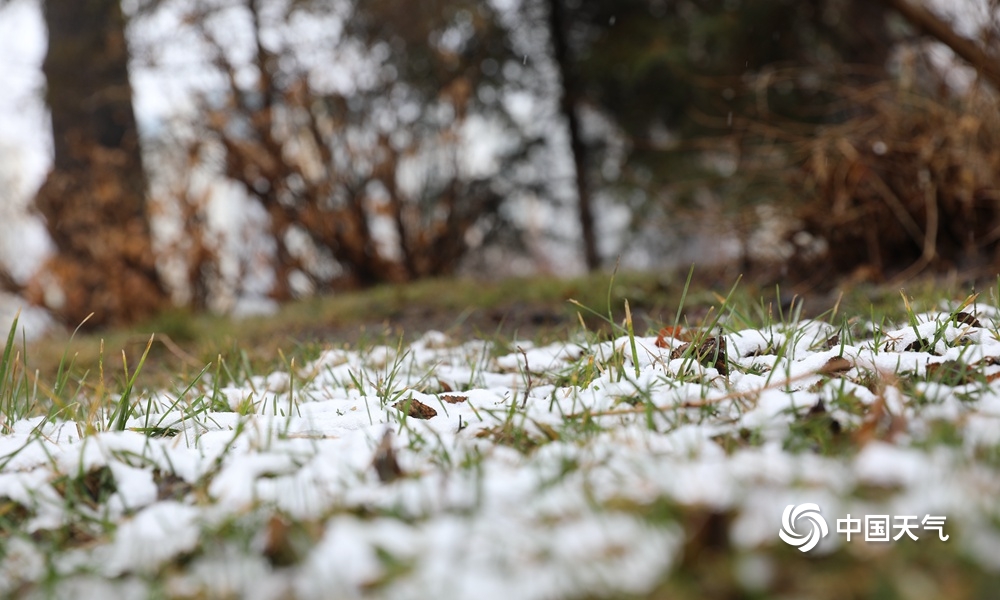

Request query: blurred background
[{"left": 0, "top": 0, "right": 998, "bottom": 332}]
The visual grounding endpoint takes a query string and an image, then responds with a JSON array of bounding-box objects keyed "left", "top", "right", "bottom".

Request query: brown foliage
[
  {"left": 185, "top": 1, "right": 509, "bottom": 300},
  {"left": 789, "top": 81, "right": 1000, "bottom": 283},
  {"left": 30, "top": 146, "right": 165, "bottom": 327}
]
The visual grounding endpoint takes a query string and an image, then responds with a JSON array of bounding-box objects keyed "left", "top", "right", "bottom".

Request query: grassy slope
[{"left": 21, "top": 269, "right": 972, "bottom": 393}]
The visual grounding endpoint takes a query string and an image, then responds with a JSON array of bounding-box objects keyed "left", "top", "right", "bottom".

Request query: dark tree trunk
[
  {"left": 546, "top": 0, "right": 600, "bottom": 272},
  {"left": 31, "top": 0, "right": 166, "bottom": 327}
]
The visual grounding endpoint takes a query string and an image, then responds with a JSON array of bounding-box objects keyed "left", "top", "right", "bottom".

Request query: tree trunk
[
  {"left": 546, "top": 0, "right": 600, "bottom": 271},
  {"left": 31, "top": 0, "right": 166, "bottom": 328}
]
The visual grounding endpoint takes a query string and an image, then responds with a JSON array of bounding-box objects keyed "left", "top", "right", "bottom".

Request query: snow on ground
[{"left": 2, "top": 307, "right": 1000, "bottom": 597}]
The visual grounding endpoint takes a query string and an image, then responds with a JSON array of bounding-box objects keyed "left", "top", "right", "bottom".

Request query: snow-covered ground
[{"left": 2, "top": 305, "right": 1000, "bottom": 597}]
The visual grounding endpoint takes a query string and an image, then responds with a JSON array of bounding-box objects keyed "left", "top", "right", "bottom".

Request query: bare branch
[{"left": 880, "top": 0, "right": 1000, "bottom": 90}]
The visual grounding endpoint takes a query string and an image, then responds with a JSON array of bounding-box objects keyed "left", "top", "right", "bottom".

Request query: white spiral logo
[{"left": 778, "top": 503, "right": 829, "bottom": 553}]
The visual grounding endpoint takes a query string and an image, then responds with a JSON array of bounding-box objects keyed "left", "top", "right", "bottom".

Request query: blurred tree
[
  {"left": 166, "top": 0, "right": 541, "bottom": 300},
  {"left": 536, "top": 0, "right": 1000, "bottom": 282},
  {"left": 30, "top": 0, "right": 166, "bottom": 327},
  {"left": 785, "top": 0, "right": 1000, "bottom": 283},
  {"left": 546, "top": 0, "right": 599, "bottom": 271},
  {"left": 532, "top": 0, "right": 899, "bottom": 268},
  {"left": 572, "top": 0, "right": 893, "bottom": 133}
]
